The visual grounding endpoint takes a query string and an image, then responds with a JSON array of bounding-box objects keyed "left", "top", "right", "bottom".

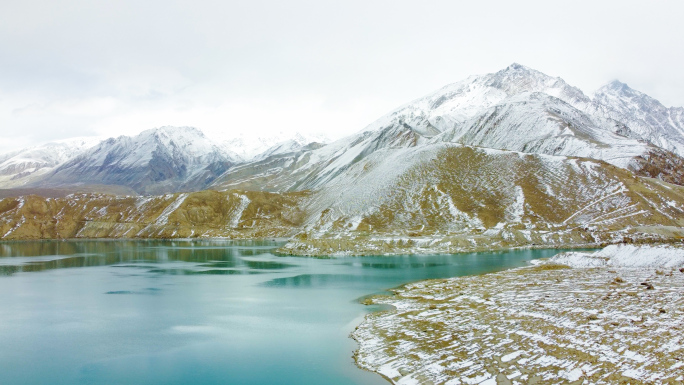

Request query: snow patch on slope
[
  {"left": 155, "top": 194, "right": 188, "bottom": 225},
  {"left": 229, "top": 193, "right": 251, "bottom": 228},
  {"left": 548, "top": 244, "right": 684, "bottom": 268}
]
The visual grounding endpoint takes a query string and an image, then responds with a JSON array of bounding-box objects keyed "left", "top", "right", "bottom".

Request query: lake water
[{"left": 0, "top": 240, "right": 565, "bottom": 385}]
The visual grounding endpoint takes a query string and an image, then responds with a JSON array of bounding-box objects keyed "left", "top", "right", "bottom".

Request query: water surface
[{"left": 0, "top": 240, "right": 564, "bottom": 385}]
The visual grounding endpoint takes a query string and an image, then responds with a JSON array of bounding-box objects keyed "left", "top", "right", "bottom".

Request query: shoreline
[
  {"left": 3, "top": 235, "right": 683, "bottom": 258},
  {"left": 352, "top": 244, "right": 684, "bottom": 384}
]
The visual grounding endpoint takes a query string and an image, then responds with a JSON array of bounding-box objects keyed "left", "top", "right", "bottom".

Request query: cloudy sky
[{"left": 1, "top": 0, "right": 682, "bottom": 153}]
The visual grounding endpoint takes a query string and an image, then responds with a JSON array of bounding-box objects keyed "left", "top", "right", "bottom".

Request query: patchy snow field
[
  {"left": 546, "top": 244, "right": 684, "bottom": 269},
  {"left": 353, "top": 244, "right": 684, "bottom": 384}
]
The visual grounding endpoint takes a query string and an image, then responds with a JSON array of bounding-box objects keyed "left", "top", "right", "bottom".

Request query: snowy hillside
[
  {"left": 210, "top": 119, "right": 433, "bottom": 192},
  {"left": 279, "top": 143, "right": 684, "bottom": 255},
  {"left": 434, "top": 92, "right": 648, "bottom": 168},
  {"left": 204, "top": 63, "right": 684, "bottom": 254},
  {"left": 358, "top": 64, "right": 684, "bottom": 182}
]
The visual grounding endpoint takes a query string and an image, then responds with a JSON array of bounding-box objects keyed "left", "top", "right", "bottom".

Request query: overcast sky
[{"left": 1, "top": 0, "right": 683, "bottom": 153}]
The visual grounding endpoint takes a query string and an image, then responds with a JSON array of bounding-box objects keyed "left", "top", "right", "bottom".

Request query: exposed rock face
[
  {"left": 0, "top": 190, "right": 308, "bottom": 240},
  {"left": 630, "top": 148, "right": 684, "bottom": 186}
]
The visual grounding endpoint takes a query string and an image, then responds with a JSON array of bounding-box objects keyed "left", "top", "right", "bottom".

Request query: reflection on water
[
  {"left": 0, "top": 240, "right": 568, "bottom": 385},
  {"left": 105, "top": 288, "right": 162, "bottom": 295},
  {"left": 263, "top": 273, "right": 362, "bottom": 288},
  {"left": 0, "top": 239, "right": 287, "bottom": 276}
]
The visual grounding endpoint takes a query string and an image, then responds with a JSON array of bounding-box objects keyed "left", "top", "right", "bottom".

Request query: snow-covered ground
[
  {"left": 546, "top": 244, "right": 684, "bottom": 268},
  {"left": 353, "top": 244, "right": 684, "bottom": 384}
]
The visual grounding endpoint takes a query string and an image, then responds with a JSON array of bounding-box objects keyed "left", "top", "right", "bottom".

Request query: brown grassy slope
[
  {"left": 0, "top": 190, "right": 308, "bottom": 240},
  {"left": 631, "top": 148, "right": 684, "bottom": 186},
  {"left": 358, "top": 146, "right": 684, "bottom": 233},
  {"left": 281, "top": 146, "right": 684, "bottom": 255}
]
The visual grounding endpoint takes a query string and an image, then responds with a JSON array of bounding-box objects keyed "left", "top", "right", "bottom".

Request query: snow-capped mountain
[
  {"left": 0, "top": 138, "right": 99, "bottom": 188},
  {"left": 205, "top": 63, "right": 684, "bottom": 254},
  {"left": 221, "top": 132, "right": 330, "bottom": 161},
  {"left": 211, "top": 63, "right": 684, "bottom": 194},
  {"left": 360, "top": 63, "right": 592, "bottom": 137},
  {"left": 592, "top": 80, "right": 684, "bottom": 155},
  {"left": 0, "top": 127, "right": 332, "bottom": 194},
  {"left": 34, "top": 126, "right": 239, "bottom": 194},
  {"left": 357, "top": 64, "right": 684, "bottom": 180}
]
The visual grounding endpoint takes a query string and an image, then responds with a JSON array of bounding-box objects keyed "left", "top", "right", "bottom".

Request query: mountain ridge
[{"left": 0, "top": 127, "right": 328, "bottom": 195}]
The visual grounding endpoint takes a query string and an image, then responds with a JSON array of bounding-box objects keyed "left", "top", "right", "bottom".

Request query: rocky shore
[{"left": 352, "top": 244, "right": 684, "bottom": 384}]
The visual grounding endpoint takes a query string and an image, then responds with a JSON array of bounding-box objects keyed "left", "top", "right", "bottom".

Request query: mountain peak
[
  {"left": 598, "top": 80, "right": 634, "bottom": 95},
  {"left": 482, "top": 63, "right": 588, "bottom": 105},
  {"left": 140, "top": 126, "right": 206, "bottom": 139},
  {"left": 496, "top": 63, "right": 545, "bottom": 77},
  {"left": 506, "top": 62, "right": 531, "bottom": 71},
  {"left": 486, "top": 63, "right": 561, "bottom": 88},
  {"left": 594, "top": 79, "right": 661, "bottom": 108}
]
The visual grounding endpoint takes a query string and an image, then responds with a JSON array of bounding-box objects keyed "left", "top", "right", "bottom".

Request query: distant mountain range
[
  {"left": 1, "top": 64, "right": 683, "bottom": 254},
  {"left": 0, "top": 128, "right": 327, "bottom": 194}
]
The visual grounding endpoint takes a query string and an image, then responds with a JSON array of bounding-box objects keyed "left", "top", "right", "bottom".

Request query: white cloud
[{"left": 0, "top": 0, "right": 683, "bottom": 153}]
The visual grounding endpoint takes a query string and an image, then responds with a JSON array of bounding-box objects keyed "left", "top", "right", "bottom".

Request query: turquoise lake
[{"left": 0, "top": 240, "right": 566, "bottom": 384}]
